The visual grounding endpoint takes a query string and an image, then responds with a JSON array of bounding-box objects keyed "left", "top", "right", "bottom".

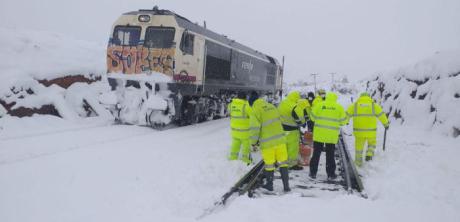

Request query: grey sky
[{"left": 1, "top": 0, "right": 459, "bottom": 82}]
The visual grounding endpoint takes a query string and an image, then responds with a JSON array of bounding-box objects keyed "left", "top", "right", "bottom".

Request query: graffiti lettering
[
  {"left": 173, "top": 70, "right": 197, "bottom": 83},
  {"left": 107, "top": 46, "right": 180, "bottom": 77}
]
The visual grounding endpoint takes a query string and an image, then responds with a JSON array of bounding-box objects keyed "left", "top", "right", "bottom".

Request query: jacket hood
[
  {"left": 232, "top": 98, "right": 246, "bottom": 104},
  {"left": 287, "top": 91, "right": 301, "bottom": 102},
  {"left": 325, "top": 92, "right": 338, "bottom": 102},
  {"left": 358, "top": 95, "right": 373, "bottom": 103}
]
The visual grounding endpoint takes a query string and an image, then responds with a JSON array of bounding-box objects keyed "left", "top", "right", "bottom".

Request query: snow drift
[
  {"left": 0, "top": 27, "right": 114, "bottom": 120},
  {"left": 366, "top": 50, "right": 460, "bottom": 137}
]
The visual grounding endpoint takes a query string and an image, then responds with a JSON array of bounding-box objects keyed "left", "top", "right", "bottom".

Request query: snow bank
[
  {"left": 0, "top": 26, "right": 115, "bottom": 121},
  {"left": 0, "top": 26, "right": 105, "bottom": 93},
  {"left": 366, "top": 50, "right": 460, "bottom": 137}
]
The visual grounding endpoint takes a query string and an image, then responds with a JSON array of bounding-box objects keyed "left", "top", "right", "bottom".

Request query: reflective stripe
[
  {"left": 250, "top": 136, "right": 259, "bottom": 140},
  {"left": 314, "top": 124, "right": 340, "bottom": 130},
  {"left": 354, "top": 114, "right": 375, "bottom": 117},
  {"left": 353, "top": 102, "right": 379, "bottom": 117},
  {"left": 260, "top": 133, "right": 284, "bottom": 143},
  {"left": 376, "top": 112, "right": 384, "bottom": 117},
  {"left": 265, "top": 164, "right": 275, "bottom": 169},
  {"left": 231, "top": 116, "right": 249, "bottom": 119},
  {"left": 368, "top": 145, "right": 376, "bottom": 148},
  {"left": 231, "top": 128, "right": 250, "bottom": 132},
  {"left": 346, "top": 112, "right": 352, "bottom": 117},
  {"left": 280, "top": 115, "right": 296, "bottom": 125},
  {"left": 278, "top": 161, "right": 288, "bottom": 165},
  {"left": 310, "top": 113, "right": 317, "bottom": 119},
  {"left": 250, "top": 127, "right": 260, "bottom": 131},
  {"left": 230, "top": 103, "right": 248, "bottom": 119},
  {"left": 281, "top": 122, "right": 297, "bottom": 127},
  {"left": 313, "top": 116, "right": 343, "bottom": 122},
  {"left": 353, "top": 128, "right": 377, "bottom": 132},
  {"left": 261, "top": 117, "right": 281, "bottom": 127}
]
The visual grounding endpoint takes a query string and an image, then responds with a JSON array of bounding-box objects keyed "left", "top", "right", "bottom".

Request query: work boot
[
  {"left": 262, "top": 170, "right": 274, "bottom": 191},
  {"left": 327, "top": 174, "right": 337, "bottom": 181},
  {"left": 279, "top": 167, "right": 291, "bottom": 192},
  {"left": 289, "top": 165, "right": 304, "bottom": 171},
  {"left": 365, "top": 156, "right": 373, "bottom": 161}
]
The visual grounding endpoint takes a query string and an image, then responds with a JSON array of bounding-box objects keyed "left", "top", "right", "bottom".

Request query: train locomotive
[{"left": 107, "top": 7, "right": 283, "bottom": 127}]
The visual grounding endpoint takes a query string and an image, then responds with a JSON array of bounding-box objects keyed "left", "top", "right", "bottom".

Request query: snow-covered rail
[{"left": 199, "top": 132, "right": 366, "bottom": 218}]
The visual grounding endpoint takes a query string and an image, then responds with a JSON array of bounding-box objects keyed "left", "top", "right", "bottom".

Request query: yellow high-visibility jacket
[
  {"left": 250, "top": 99, "right": 286, "bottom": 149},
  {"left": 294, "top": 99, "right": 311, "bottom": 124},
  {"left": 311, "top": 92, "right": 347, "bottom": 144},
  {"left": 312, "top": 96, "right": 324, "bottom": 109},
  {"left": 278, "top": 91, "right": 301, "bottom": 130},
  {"left": 346, "top": 95, "right": 389, "bottom": 138},
  {"left": 228, "top": 98, "right": 252, "bottom": 139}
]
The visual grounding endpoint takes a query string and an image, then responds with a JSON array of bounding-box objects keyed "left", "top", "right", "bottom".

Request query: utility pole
[
  {"left": 330, "top": 72, "right": 336, "bottom": 91},
  {"left": 311, "top": 73, "right": 318, "bottom": 92},
  {"left": 280, "top": 56, "right": 285, "bottom": 100}
]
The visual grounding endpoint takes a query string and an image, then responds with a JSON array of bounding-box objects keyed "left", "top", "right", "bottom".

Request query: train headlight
[{"left": 138, "top": 15, "right": 151, "bottom": 22}]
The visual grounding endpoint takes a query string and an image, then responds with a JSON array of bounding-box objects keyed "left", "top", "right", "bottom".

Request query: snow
[
  {"left": 1, "top": 20, "right": 460, "bottom": 222},
  {"left": 0, "top": 26, "right": 105, "bottom": 94},
  {"left": 0, "top": 115, "right": 459, "bottom": 222},
  {"left": 367, "top": 50, "right": 460, "bottom": 137}
]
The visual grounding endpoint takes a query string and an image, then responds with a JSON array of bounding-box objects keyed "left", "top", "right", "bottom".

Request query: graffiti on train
[{"left": 107, "top": 46, "right": 175, "bottom": 75}]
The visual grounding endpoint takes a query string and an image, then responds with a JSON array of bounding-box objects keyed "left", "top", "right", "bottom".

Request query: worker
[
  {"left": 249, "top": 91, "right": 290, "bottom": 192},
  {"left": 306, "top": 92, "right": 315, "bottom": 131},
  {"left": 346, "top": 92, "right": 389, "bottom": 167},
  {"left": 228, "top": 91, "right": 252, "bottom": 164},
  {"left": 278, "top": 91, "right": 304, "bottom": 170},
  {"left": 309, "top": 92, "right": 347, "bottom": 180}
]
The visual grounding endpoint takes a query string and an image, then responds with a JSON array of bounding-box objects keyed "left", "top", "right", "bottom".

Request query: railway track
[{"left": 199, "top": 131, "right": 366, "bottom": 219}]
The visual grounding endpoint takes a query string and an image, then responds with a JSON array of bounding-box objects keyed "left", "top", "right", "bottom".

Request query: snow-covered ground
[
  {"left": 1, "top": 24, "right": 459, "bottom": 222},
  {"left": 0, "top": 115, "right": 459, "bottom": 222}
]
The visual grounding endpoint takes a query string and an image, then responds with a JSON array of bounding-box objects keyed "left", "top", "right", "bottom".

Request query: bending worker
[
  {"left": 309, "top": 92, "right": 347, "bottom": 179},
  {"left": 228, "top": 91, "right": 252, "bottom": 164},
  {"left": 346, "top": 92, "right": 389, "bottom": 167},
  {"left": 249, "top": 91, "right": 290, "bottom": 192},
  {"left": 278, "top": 91, "right": 304, "bottom": 170}
]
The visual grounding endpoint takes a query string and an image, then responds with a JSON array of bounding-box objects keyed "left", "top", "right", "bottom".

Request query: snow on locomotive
[{"left": 107, "top": 7, "right": 283, "bottom": 127}]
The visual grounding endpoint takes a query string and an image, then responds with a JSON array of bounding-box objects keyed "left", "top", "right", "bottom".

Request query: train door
[{"left": 177, "top": 30, "right": 204, "bottom": 85}]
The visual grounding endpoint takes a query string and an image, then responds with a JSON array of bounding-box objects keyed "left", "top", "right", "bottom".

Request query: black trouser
[
  {"left": 309, "top": 141, "right": 336, "bottom": 177},
  {"left": 307, "top": 121, "right": 314, "bottom": 132}
]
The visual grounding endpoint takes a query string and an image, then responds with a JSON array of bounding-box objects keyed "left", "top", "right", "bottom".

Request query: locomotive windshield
[
  {"left": 144, "top": 27, "right": 176, "bottom": 48},
  {"left": 112, "top": 26, "right": 141, "bottom": 46}
]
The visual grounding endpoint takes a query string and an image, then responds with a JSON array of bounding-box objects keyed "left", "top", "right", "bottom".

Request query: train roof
[{"left": 124, "top": 8, "right": 278, "bottom": 64}]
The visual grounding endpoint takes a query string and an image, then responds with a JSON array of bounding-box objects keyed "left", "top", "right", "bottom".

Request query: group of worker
[{"left": 227, "top": 89, "right": 389, "bottom": 192}]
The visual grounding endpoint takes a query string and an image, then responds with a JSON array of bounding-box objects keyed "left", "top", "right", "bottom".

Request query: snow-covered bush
[{"left": 367, "top": 50, "right": 460, "bottom": 137}]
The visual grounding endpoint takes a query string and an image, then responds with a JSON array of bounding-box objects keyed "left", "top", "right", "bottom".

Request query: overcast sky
[{"left": 1, "top": 0, "right": 459, "bottom": 82}]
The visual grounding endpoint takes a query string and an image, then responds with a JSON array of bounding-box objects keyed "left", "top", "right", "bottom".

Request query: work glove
[{"left": 384, "top": 124, "right": 389, "bottom": 130}]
